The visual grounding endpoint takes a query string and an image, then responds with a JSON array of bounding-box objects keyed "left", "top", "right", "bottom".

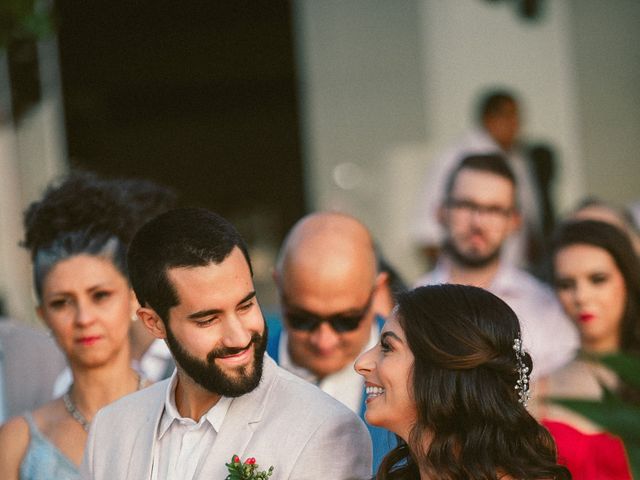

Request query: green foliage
[
  {"left": 0, "top": 0, "right": 54, "bottom": 50},
  {"left": 551, "top": 353, "right": 640, "bottom": 478},
  {"left": 600, "top": 352, "right": 640, "bottom": 390},
  {"left": 225, "top": 455, "right": 274, "bottom": 480}
]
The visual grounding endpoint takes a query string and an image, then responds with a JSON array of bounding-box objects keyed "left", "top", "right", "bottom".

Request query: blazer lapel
[
  {"left": 197, "top": 356, "right": 278, "bottom": 478},
  {"left": 124, "top": 381, "right": 168, "bottom": 480}
]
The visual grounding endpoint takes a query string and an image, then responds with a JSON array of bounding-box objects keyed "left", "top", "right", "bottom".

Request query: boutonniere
[{"left": 225, "top": 455, "right": 274, "bottom": 480}]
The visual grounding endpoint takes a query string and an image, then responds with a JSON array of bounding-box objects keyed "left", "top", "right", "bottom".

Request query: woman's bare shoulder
[{"left": 0, "top": 415, "right": 31, "bottom": 479}]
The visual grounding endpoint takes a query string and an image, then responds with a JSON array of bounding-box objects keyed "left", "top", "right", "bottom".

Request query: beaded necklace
[{"left": 63, "top": 374, "right": 144, "bottom": 432}]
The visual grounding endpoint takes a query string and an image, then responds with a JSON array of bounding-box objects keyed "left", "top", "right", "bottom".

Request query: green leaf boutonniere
[{"left": 225, "top": 455, "right": 274, "bottom": 480}]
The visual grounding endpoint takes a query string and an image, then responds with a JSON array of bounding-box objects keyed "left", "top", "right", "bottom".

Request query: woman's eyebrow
[{"left": 381, "top": 331, "right": 403, "bottom": 344}]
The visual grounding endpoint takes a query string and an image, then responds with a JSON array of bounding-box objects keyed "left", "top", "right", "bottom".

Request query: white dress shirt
[
  {"left": 278, "top": 323, "right": 379, "bottom": 413},
  {"left": 151, "top": 370, "right": 232, "bottom": 480},
  {"left": 415, "top": 260, "right": 579, "bottom": 379}
]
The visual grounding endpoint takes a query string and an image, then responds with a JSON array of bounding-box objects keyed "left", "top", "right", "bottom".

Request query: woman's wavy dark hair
[
  {"left": 22, "top": 171, "right": 176, "bottom": 300},
  {"left": 550, "top": 219, "right": 640, "bottom": 353},
  {"left": 376, "top": 284, "right": 570, "bottom": 480}
]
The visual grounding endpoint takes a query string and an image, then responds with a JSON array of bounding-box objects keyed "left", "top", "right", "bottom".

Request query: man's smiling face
[{"left": 163, "top": 247, "right": 266, "bottom": 396}]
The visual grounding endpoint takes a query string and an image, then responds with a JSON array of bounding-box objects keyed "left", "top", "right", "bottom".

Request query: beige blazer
[{"left": 81, "top": 355, "right": 372, "bottom": 479}]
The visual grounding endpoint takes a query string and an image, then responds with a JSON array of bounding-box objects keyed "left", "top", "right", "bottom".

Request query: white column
[
  {"left": 0, "top": 51, "right": 34, "bottom": 324},
  {"left": 0, "top": 36, "right": 67, "bottom": 325},
  {"left": 15, "top": 36, "right": 68, "bottom": 205}
]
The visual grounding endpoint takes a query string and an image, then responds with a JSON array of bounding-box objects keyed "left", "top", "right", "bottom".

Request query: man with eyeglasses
[
  {"left": 412, "top": 89, "right": 543, "bottom": 269},
  {"left": 415, "top": 154, "right": 578, "bottom": 379},
  {"left": 269, "top": 212, "right": 396, "bottom": 471}
]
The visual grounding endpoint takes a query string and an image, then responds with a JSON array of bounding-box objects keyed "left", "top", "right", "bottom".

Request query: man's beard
[
  {"left": 165, "top": 321, "right": 268, "bottom": 397},
  {"left": 444, "top": 237, "right": 501, "bottom": 269}
]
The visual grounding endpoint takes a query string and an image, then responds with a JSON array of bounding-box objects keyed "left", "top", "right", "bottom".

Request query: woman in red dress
[{"left": 531, "top": 219, "right": 640, "bottom": 479}]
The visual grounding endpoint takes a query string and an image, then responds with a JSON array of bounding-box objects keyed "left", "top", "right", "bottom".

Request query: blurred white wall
[
  {"left": 418, "top": 0, "right": 584, "bottom": 213},
  {"left": 292, "top": 0, "right": 429, "bottom": 281},
  {"left": 0, "top": 52, "right": 32, "bottom": 323},
  {"left": 293, "top": 0, "right": 639, "bottom": 283},
  {"left": 568, "top": 0, "right": 640, "bottom": 207}
]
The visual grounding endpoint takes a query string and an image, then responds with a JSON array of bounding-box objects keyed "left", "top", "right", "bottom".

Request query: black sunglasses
[{"left": 282, "top": 290, "right": 375, "bottom": 333}]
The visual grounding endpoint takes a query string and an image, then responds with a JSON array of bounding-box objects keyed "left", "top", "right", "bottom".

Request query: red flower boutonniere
[{"left": 225, "top": 455, "right": 274, "bottom": 480}]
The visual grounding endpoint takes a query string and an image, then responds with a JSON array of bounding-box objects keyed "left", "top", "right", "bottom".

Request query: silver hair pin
[{"left": 513, "top": 337, "right": 530, "bottom": 406}]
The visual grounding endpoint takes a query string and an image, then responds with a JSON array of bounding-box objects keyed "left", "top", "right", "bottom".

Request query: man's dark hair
[
  {"left": 476, "top": 89, "right": 517, "bottom": 123},
  {"left": 444, "top": 153, "right": 517, "bottom": 201},
  {"left": 127, "top": 207, "right": 253, "bottom": 322}
]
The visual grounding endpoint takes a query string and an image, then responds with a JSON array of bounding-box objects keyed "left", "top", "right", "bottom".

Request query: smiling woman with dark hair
[{"left": 356, "top": 284, "right": 570, "bottom": 480}]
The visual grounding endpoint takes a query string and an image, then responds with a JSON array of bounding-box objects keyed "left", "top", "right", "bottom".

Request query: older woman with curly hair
[
  {"left": 356, "top": 284, "right": 570, "bottom": 480},
  {"left": 0, "top": 172, "right": 174, "bottom": 480}
]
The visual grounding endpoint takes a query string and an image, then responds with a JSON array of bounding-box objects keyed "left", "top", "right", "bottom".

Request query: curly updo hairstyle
[
  {"left": 377, "top": 284, "right": 570, "bottom": 480},
  {"left": 22, "top": 171, "right": 176, "bottom": 301}
]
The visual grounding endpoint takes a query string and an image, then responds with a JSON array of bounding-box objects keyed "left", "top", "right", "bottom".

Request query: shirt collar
[
  {"left": 157, "top": 369, "right": 232, "bottom": 439},
  {"left": 430, "top": 258, "right": 521, "bottom": 297}
]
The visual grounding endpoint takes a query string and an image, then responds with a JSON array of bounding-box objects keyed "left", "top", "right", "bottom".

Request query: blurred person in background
[
  {"left": 531, "top": 219, "right": 640, "bottom": 479},
  {"left": 415, "top": 154, "right": 578, "bottom": 379},
  {"left": 569, "top": 197, "right": 640, "bottom": 257},
  {"left": 270, "top": 212, "right": 399, "bottom": 471},
  {"left": 51, "top": 178, "right": 176, "bottom": 397},
  {"left": 374, "top": 246, "right": 409, "bottom": 317},
  {"left": 0, "top": 318, "right": 66, "bottom": 424},
  {"left": 413, "top": 88, "right": 543, "bottom": 269},
  {"left": 0, "top": 172, "right": 173, "bottom": 479}
]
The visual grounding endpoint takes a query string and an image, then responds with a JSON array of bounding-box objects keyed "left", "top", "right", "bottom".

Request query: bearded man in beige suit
[{"left": 80, "top": 208, "right": 372, "bottom": 480}]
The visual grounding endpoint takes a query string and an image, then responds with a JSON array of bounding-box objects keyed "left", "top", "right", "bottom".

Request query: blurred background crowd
[{"left": 0, "top": 1, "right": 639, "bottom": 478}]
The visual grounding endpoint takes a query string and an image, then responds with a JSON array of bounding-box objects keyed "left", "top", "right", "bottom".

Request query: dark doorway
[{"left": 55, "top": 0, "right": 305, "bottom": 252}]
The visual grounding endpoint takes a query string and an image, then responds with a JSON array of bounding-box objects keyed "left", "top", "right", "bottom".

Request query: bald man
[{"left": 269, "top": 212, "right": 395, "bottom": 471}]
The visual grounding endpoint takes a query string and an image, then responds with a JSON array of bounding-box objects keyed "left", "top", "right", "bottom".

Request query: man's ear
[
  {"left": 372, "top": 271, "right": 393, "bottom": 318},
  {"left": 506, "top": 209, "right": 523, "bottom": 236},
  {"left": 137, "top": 307, "right": 167, "bottom": 340},
  {"left": 375, "top": 270, "right": 389, "bottom": 291}
]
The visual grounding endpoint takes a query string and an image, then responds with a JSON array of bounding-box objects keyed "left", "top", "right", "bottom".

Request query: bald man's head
[
  {"left": 277, "top": 212, "right": 377, "bottom": 290},
  {"left": 274, "top": 212, "right": 384, "bottom": 378}
]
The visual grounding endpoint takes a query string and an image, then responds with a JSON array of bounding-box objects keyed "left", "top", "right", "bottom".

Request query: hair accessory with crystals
[{"left": 513, "top": 336, "right": 530, "bottom": 406}]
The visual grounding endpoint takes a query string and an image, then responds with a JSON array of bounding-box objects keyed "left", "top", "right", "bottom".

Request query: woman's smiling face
[{"left": 355, "top": 313, "right": 417, "bottom": 442}]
